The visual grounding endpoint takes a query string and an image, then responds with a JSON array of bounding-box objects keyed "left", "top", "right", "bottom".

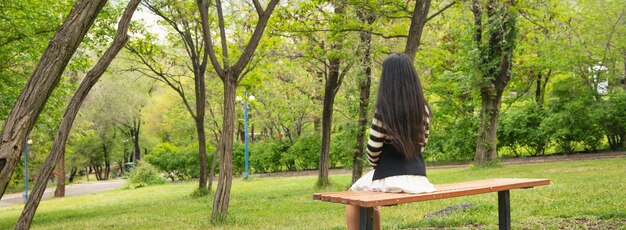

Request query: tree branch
[
  {"left": 252, "top": 0, "right": 264, "bottom": 16},
  {"left": 197, "top": 0, "right": 225, "bottom": 77},
  {"left": 215, "top": 0, "right": 230, "bottom": 68},
  {"left": 426, "top": 1, "right": 456, "bottom": 22},
  {"left": 232, "top": 0, "right": 280, "bottom": 76}
]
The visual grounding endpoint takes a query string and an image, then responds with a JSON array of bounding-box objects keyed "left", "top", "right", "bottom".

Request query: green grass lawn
[{"left": 1, "top": 158, "right": 625, "bottom": 229}]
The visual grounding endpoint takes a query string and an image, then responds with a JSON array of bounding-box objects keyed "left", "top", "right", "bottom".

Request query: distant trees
[{"left": 127, "top": 0, "right": 212, "bottom": 191}]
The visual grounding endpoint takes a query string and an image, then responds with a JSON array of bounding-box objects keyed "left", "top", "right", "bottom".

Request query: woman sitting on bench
[{"left": 347, "top": 53, "right": 436, "bottom": 230}]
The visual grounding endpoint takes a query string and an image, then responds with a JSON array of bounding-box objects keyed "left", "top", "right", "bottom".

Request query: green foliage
[
  {"left": 330, "top": 123, "right": 358, "bottom": 168},
  {"left": 249, "top": 141, "right": 291, "bottom": 173},
  {"left": 284, "top": 134, "right": 321, "bottom": 171},
  {"left": 424, "top": 116, "right": 478, "bottom": 162},
  {"left": 145, "top": 143, "right": 213, "bottom": 181},
  {"left": 498, "top": 103, "right": 549, "bottom": 156},
  {"left": 126, "top": 162, "right": 166, "bottom": 189},
  {"left": 594, "top": 90, "right": 626, "bottom": 150},
  {"left": 543, "top": 78, "right": 604, "bottom": 153}
]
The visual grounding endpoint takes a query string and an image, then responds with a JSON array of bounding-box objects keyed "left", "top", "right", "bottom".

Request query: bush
[
  {"left": 232, "top": 143, "right": 245, "bottom": 175},
  {"left": 145, "top": 143, "right": 213, "bottom": 181},
  {"left": 424, "top": 116, "right": 478, "bottom": 161},
  {"left": 498, "top": 102, "right": 549, "bottom": 156},
  {"left": 543, "top": 79, "right": 604, "bottom": 153},
  {"left": 249, "top": 140, "right": 291, "bottom": 173},
  {"left": 126, "top": 162, "right": 166, "bottom": 189},
  {"left": 283, "top": 134, "right": 320, "bottom": 170},
  {"left": 594, "top": 90, "right": 626, "bottom": 150},
  {"left": 330, "top": 124, "right": 358, "bottom": 168}
]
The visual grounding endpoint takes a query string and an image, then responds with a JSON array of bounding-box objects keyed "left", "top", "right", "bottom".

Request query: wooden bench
[{"left": 313, "top": 178, "right": 550, "bottom": 230}]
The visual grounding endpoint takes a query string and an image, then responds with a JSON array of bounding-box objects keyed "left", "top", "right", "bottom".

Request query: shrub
[
  {"left": 594, "top": 90, "right": 626, "bottom": 150},
  {"left": 498, "top": 102, "right": 549, "bottom": 156},
  {"left": 544, "top": 79, "right": 604, "bottom": 153},
  {"left": 145, "top": 142, "right": 213, "bottom": 181},
  {"left": 330, "top": 124, "right": 358, "bottom": 168},
  {"left": 250, "top": 140, "right": 291, "bottom": 173},
  {"left": 424, "top": 116, "right": 478, "bottom": 161},
  {"left": 232, "top": 143, "right": 245, "bottom": 175},
  {"left": 284, "top": 134, "right": 320, "bottom": 170},
  {"left": 126, "top": 162, "right": 166, "bottom": 189}
]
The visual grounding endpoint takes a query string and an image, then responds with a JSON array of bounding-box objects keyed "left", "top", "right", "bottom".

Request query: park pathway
[
  {"left": 253, "top": 151, "right": 626, "bottom": 178},
  {"left": 0, "top": 179, "right": 125, "bottom": 207}
]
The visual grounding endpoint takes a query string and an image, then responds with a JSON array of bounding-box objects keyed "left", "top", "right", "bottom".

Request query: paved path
[
  {"left": 0, "top": 179, "right": 125, "bottom": 208},
  {"left": 254, "top": 151, "right": 626, "bottom": 178}
]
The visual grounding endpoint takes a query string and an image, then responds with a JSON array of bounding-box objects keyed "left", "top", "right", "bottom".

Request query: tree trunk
[
  {"left": 197, "top": 0, "right": 279, "bottom": 221},
  {"left": 318, "top": 61, "right": 341, "bottom": 187},
  {"left": 208, "top": 149, "right": 218, "bottom": 192},
  {"left": 68, "top": 167, "right": 77, "bottom": 183},
  {"left": 94, "top": 165, "right": 102, "bottom": 181},
  {"left": 404, "top": 0, "right": 431, "bottom": 61},
  {"left": 132, "top": 119, "right": 141, "bottom": 162},
  {"left": 103, "top": 144, "right": 110, "bottom": 180},
  {"left": 0, "top": 0, "right": 108, "bottom": 199},
  {"left": 472, "top": 0, "right": 517, "bottom": 164},
  {"left": 195, "top": 117, "right": 208, "bottom": 188},
  {"left": 54, "top": 150, "right": 65, "bottom": 197},
  {"left": 352, "top": 11, "right": 375, "bottom": 185},
  {"left": 212, "top": 76, "right": 237, "bottom": 221},
  {"left": 474, "top": 92, "right": 502, "bottom": 163},
  {"left": 14, "top": 1, "right": 139, "bottom": 228},
  {"left": 317, "top": 1, "right": 348, "bottom": 188}
]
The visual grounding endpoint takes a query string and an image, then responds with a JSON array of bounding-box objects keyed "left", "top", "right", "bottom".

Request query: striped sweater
[{"left": 366, "top": 108, "right": 430, "bottom": 167}]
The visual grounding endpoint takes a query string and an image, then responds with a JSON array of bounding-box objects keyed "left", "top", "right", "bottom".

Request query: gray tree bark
[
  {"left": 0, "top": 0, "right": 108, "bottom": 199},
  {"left": 197, "top": 0, "right": 279, "bottom": 221}
]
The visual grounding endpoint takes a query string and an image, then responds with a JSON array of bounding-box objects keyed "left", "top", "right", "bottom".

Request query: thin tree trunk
[
  {"left": 103, "top": 145, "right": 110, "bottom": 180},
  {"left": 0, "top": 0, "right": 108, "bottom": 199},
  {"left": 15, "top": 1, "right": 139, "bottom": 228},
  {"left": 68, "top": 167, "right": 77, "bottom": 183},
  {"left": 207, "top": 149, "right": 218, "bottom": 192},
  {"left": 212, "top": 77, "right": 237, "bottom": 221},
  {"left": 133, "top": 119, "right": 141, "bottom": 162},
  {"left": 54, "top": 150, "right": 65, "bottom": 197},
  {"left": 195, "top": 117, "right": 208, "bottom": 188},
  {"left": 404, "top": 0, "right": 431, "bottom": 61},
  {"left": 352, "top": 11, "right": 375, "bottom": 185},
  {"left": 94, "top": 165, "right": 102, "bottom": 181},
  {"left": 317, "top": 2, "right": 348, "bottom": 188},
  {"left": 318, "top": 61, "right": 340, "bottom": 187},
  {"left": 197, "top": 0, "right": 279, "bottom": 221}
]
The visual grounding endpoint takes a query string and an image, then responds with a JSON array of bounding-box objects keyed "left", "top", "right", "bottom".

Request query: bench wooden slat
[{"left": 313, "top": 178, "right": 550, "bottom": 207}]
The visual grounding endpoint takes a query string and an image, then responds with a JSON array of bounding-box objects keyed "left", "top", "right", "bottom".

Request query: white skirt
[{"left": 350, "top": 170, "right": 437, "bottom": 194}]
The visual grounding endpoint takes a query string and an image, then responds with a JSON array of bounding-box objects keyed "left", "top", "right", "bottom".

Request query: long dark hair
[{"left": 374, "top": 53, "right": 430, "bottom": 159}]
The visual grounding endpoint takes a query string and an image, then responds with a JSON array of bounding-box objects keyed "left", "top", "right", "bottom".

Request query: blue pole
[
  {"left": 244, "top": 93, "right": 249, "bottom": 180},
  {"left": 23, "top": 143, "right": 30, "bottom": 202}
]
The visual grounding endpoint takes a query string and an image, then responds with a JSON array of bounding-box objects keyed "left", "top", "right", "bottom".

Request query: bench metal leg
[
  {"left": 498, "top": 190, "right": 511, "bottom": 230},
  {"left": 359, "top": 207, "right": 374, "bottom": 230}
]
